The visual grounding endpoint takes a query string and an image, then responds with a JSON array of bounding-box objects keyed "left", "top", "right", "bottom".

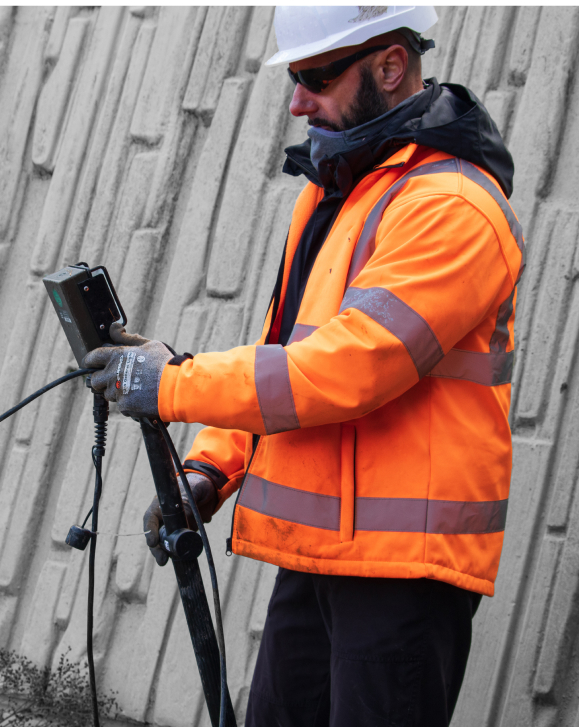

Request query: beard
[
  {"left": 340, "top": 65, "right": 391, "bottom": 130},
  {"left": 307, "top": 65, "right": 391, "bottom": 133}
]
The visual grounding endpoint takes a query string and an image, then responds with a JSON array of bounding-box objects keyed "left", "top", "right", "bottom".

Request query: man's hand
[
  {"left": 143, "top": 472, "right": 218, "bottom": 566},
  {"left": 83, "top": 322, "right": 173, "bottom": 419}
]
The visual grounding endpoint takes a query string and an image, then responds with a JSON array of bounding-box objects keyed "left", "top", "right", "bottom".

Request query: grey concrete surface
[{"left": 0, "top": 6, "right": 576, "bottom": 726}]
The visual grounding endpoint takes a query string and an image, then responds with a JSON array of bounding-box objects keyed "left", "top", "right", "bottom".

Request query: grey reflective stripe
[
  {"left": 490, "top": 288, "right": 515, "bottom": 354},
  {"left": 239, "top": 473, "right": 340, "bottom": 531},
  {"left": 342, "top": 158, "right": 524, "bottom": 381},
  {"left": 287, "top": 323, "right": 318, "bottom": 345},
  {"left": 355, "top": 497, "right": 427, "bottom": 532},
  {"left": 238, "top": 474, "right": 508, "bottom": 535},
  {"left": 254, "top": 345, "right": 300, "bottom": 435},
  {"left": 345, "top": 157, "right": 525, "bottom": 287},
  {"left": 425, "top": 498, "right": 508, "bottom": 535},
  {"left": 339, "top": 286, "right": 443, "bottom": 378},
  {"left": 346, "top": 158, "right": 459, "bottom": 287},
  {"left": 459, "top": 163, "right": 520, "bottom": 356},
  {"left": 517, "top": 245, "right": 527, "bottom": 283},
  {"left": 356, "top": 497, "right": 508, "bottom": 534},
  {"left": 458, "top": 159, "right": 526, "bottom": 282},
  {"left": 429, "top": 348, "right": 513, "bottom": 386},
  {"left": 458, "top": 160, "right": 524, "bottom": 256},
  {"left": 459, "top": 162, "right": 520, "bottom": 360}
]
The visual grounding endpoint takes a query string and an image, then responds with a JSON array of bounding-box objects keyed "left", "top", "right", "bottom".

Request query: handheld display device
[
  {"left": 43, "top": 263, "right": 126, "bottom": 366},
  {"left": 38, "top": 262, "right": 235, "bottom": 727}
]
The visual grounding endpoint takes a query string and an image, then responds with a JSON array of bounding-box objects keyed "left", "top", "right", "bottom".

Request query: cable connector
[
  {"left": 92, "top": 392, "right": 108, "bottom": 457},
  {"left": 66, "top": 525, "right": 93, "bottom": 551},
  {"left": 159, "top": 525, "right": 203, "bottom": 561},
  {"left": 92, "top": 391, "right": 108, "bottom": 422}
]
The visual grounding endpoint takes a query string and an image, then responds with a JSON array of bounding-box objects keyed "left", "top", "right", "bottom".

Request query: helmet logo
[{"left": 348, "top": 7, "right": 389, "bottom": 24}]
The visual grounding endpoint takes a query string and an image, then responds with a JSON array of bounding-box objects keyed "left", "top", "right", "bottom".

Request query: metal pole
[{"left": 139, "top": 418, "right": 236, "bottom": 727}]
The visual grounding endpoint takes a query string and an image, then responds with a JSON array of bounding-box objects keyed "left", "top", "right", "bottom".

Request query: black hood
[{"left": 283, "top": 78, "right": 515, "bottom": 199}]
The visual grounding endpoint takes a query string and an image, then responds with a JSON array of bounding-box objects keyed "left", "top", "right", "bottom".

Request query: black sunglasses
[{"left": 287, "top": 45, "right": 392, "bottom": 94}]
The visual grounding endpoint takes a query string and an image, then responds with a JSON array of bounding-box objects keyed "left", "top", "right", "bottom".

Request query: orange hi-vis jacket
[{"left": 159, "top": 143, "right": 525, "bottom": 597}]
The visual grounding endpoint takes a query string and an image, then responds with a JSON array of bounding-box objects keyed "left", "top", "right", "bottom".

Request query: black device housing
[{"left": 42, "top": 263, "right": 126, "bottom": 366}]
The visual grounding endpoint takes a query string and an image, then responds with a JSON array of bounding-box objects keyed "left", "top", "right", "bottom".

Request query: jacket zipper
[
  {"left": 226, "top": 436, "right": 260, "bottom": 555},
  {"left": 225, "top": 151, "right": 410, "bottom": 556},
  {"left": 227, "top": 154, "right": 398, "bottom": 555}
]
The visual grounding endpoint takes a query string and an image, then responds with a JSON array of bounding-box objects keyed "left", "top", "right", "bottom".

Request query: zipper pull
[{"left": 225, "top": 537, "right": 233, "bottom": 556}]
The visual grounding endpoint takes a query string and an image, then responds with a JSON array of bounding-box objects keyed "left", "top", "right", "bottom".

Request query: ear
[{"left": 373, "top": 45, "right": 408, "bottom": 94}]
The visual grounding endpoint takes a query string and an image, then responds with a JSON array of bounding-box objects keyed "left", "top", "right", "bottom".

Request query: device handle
[{"left": 139, "top": 418, "right": 236, "bottom": 727}]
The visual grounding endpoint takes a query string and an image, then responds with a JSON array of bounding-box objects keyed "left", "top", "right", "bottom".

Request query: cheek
[
  {"left": 325, "top": 74, "right": 359, "bottom": 117},
  {"left": 321, "top": 95, "right": 353, "bottom": 125},
  {"left": 316, "top": 97, "right": 340, "bottom": 121},
  {"left": 317, "top": 86, "right": 353, "bottom": 122}
]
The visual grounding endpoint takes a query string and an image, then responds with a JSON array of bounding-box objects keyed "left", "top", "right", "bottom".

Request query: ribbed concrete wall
[{"left": 0, "top": 6, "right": 577, "bottom": 726}]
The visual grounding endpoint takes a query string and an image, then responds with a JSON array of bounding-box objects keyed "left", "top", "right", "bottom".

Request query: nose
[{"left": 289, "top": 82, "right": 318, "bottom": 117}]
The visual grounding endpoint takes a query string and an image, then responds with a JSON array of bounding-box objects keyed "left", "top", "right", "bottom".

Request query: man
[{"left": 86, "top": 7, "right": 524, "bottom": 726}]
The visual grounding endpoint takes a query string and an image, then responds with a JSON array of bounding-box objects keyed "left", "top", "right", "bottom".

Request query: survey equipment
[{"left": 1, "top": 263, "right": 235, "bottom": 727}]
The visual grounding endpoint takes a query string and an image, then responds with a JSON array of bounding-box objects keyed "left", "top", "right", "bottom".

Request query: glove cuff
[
  {"left": 183, "top": 459, "right": 228, "bottom": 490},
  {"left": 167, "top": 352, "right": 193, "bottom": 366}
]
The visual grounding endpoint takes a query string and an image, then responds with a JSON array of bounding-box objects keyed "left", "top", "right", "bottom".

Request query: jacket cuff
[
  {"left": 159, "top": 363, "right": 180, "bottom": 422},
  {"left": 182, "top": 465, "right": 244, "bottom": 516},
  {"left": 183, "top": 460, "right": 228, "bottom": 490}
]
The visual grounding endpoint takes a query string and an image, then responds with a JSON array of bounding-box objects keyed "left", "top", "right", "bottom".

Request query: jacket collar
[
  {"left": 283, "top": 138, "right": 407, "bottom": 197},
  {"left": 283, "top": 81, "right": 441, "bottom": 197},
  {"left": 283, "top": 78, "right": 516, "bottom": 199}
]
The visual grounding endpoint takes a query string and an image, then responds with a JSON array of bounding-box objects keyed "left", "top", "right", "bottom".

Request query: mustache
[{"left": 307, "top": 117, "right": 343, "bottom": 132}]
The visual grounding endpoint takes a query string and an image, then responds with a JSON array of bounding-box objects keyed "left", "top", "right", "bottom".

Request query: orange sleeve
[
  {"left": 182, "top": 425, "right": 249, "bottom": 512},
  {"left": 159, "top": 193, "right": 518, "bottom": 434}
]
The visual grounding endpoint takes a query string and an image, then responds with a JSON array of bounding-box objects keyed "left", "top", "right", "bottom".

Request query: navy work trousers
[{"left": 245, "top": 569, "right": 482, "bottom": 727}]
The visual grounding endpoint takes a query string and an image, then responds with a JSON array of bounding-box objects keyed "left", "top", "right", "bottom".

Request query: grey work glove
[
  {"left": 83, "top": 322, "right": 173, "bottom": 419},
  {"left": 143, "top": 472, "right": 218, "bottom": 566}
]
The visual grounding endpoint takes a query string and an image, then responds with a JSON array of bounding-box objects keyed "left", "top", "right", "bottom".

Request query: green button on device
[{"left": 52, "top": 289, "right": 63, "bottom": 307}]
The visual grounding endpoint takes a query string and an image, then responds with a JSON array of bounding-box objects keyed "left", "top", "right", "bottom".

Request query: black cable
[
  {"left": 0, "top": 368, "right": 97, "bottom": 423},
  {"left": 0, "top": 369, "right": 104, "bottom": 727},
  {"left": 0, "top": 372, "right": 229, "bottom": 725},
  {"left": 87, "top": 392, "right": 108, "bottom": 727},
  {"left": 157, "top": 421, "right": 229, "bottom": 727},
  {"left": 81, "top": 507, "right": 93, "bottom": 529},
  {"left": 87, "top": 450, "right": 103, "bottom": 727}
]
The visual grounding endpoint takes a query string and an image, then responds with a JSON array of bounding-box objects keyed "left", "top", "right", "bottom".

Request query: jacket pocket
[{"left": 340, "top": 424, "right": 356, "bottom": 543}]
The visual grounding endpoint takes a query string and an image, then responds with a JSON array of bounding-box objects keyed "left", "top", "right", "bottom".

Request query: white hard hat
[{"left": 266, "top": 6, "right": 438, "bottom": 67}]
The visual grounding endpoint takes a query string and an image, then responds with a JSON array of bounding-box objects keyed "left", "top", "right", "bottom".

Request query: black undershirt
[
  {"left": 277, "top": 190, "right": 343, "bottom": 347},
  {"left": 268, "top": 122, "right": 412, "bottom": 349}
]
